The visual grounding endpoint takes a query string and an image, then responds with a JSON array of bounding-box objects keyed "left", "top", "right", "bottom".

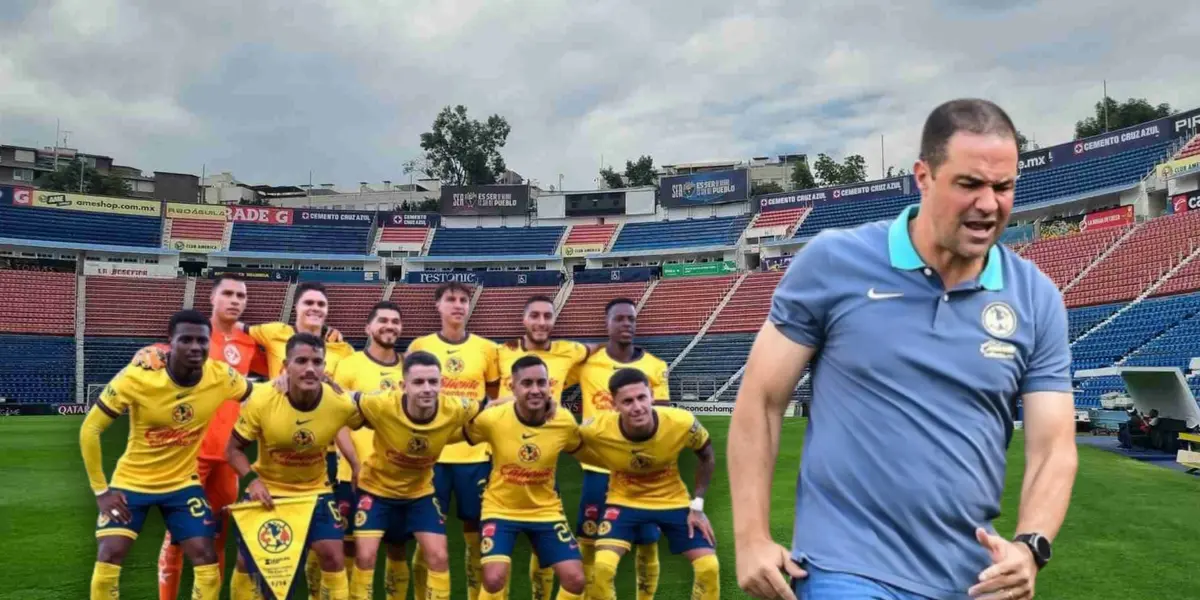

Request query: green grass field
[{"left": 1, "top": 415, "right": 1199, "bottom": 599}]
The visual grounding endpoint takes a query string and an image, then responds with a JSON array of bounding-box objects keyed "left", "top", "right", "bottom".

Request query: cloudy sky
[{"left": 0, "top": 0, "right": 1194, "bottom": 191}]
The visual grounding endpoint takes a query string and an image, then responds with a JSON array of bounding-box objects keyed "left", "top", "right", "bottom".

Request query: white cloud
[{"left": 1, "top": 0, "right": 1196, "bottom": 190}]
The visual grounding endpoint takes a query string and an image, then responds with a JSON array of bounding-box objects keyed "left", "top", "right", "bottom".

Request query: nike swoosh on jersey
[
  {"left": 521, "top": 433, "right": 536, "bottom": 439},
  {"left": 296, "top": 419, "right": 313, "bottom": 425},
  {"left": 867, "top": 288, "right": 904, "bottom": 300}
]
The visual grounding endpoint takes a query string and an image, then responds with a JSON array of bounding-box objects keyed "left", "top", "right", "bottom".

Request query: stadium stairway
[
  {"left": 635, "top": 274, "right": 739, "bottom": 337},
  {"left": 1021, "top": 224, "right": 1134, "bottom": 291}
]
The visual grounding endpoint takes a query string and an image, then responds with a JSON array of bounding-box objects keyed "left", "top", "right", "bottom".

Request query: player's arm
[
  {"left": 652, "top": 361, "right": 671, "bottom": 407},
  {"left": 688, "top": 438, "right": 717, "bottom": 545},
  {"left": 79, "top": 393, "right": 132, "bottom": 523},
  {"left": 228, "top": 397, "right": 273, "bottom": 509}
]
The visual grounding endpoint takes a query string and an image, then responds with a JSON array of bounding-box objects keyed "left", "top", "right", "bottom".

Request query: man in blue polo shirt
[{"left": 728, "top": 98, "right": 1078, "bottom": 600}]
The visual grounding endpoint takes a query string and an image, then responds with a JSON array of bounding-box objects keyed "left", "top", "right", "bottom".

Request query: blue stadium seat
[
  {"left": 0, "top": 335, "right": 75, "bottom": 403},
  {"left": 1067, "top": 302, "right": 1123, "bottom": 341},
  {"left": 1121, "top": 311, "right": 1200, "bottom": 370},
  {"left": 794, "top": 194, "right": 918, "bottom": 239},
  {"left": 426, "top": 226, "right": 564, "bottom": 256},
  {"left": 611, "top": 215, "right": 750, "bottom": 251},
  {"left": 230, "top": 223, "right": 372, "bottom": 254},
  {"left": 84, "top": 337, "right": 157, "bottom": 388},
  {"left": 670, "top": 333, "right": 754, "bottom": 398},
  {"left": 0, "top": 205, "right": 161, "bottom": 248},
  {"left": 1069, "top": 292, "right": 1200, "bottom": 371},
  {"left": 1072, "top": 375, "right": 1126, "bottom": 409}
]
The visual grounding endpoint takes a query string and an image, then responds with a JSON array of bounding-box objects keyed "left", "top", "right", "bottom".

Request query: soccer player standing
[
  {"left": 463, "top": 355, "right": 587, "bottom": 600},
  {"left": 408, "top": 282, "right": 500, "bottom": 600},
  {"left": 80, "top": 310, "right": 253, "bottom": 600},
  {"left": 729, "top": 99, "right": 1076, "bottom": 600},
  {"left": 576, "top": 368, "right": 719, "bottom": 600},
  {"left": 330, "top": 301, "right": 406, "bottom": 596},
  {"left": 574, "top": 298, "right": 670, "bottom": 599},
  {"left": 227, "top": 333, "right": 366, "bottom": 600},
  {"left": 156, "top": 275, "right": 259, "bottom": 600}
]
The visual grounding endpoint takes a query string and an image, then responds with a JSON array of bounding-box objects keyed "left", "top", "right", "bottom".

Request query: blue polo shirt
[{"left": 769, "top": 205, "right": 1071, "bottom": 599}]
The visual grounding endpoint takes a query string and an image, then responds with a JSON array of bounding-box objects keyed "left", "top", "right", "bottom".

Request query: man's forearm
[
  {"left": 335, "top": 428, "right": 359, "bottom": 471},
  {"left": 79, "top": 408, "right": 114, "bottom": 493},
  {"left": 692, "top": 445, "right": 716, "bottom": 500},
  {"left": 1015, "top": 437, "right": 1077, "bottom": 540},
  {"left": 728, "top": 400, "right": 783, "bottom": 544},
  {"left": 226, "top": 439, "right": 255, "bottom": 479}
]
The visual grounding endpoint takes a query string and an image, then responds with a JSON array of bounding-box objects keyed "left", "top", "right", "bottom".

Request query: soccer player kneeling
[
  {"left": 226, "top": 333, "right": 366, "bottom": 600},
  {"left": 463, "top": 355, "right": 587, "bottom": 600},
  {"left": 80, "top": 310, "right": 253, "bottom": 600},
  {"left": 575, "top": 368, "right": 719, "bottom": 600}
]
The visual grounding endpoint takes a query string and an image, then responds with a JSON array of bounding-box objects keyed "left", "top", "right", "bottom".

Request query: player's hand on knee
[
  {"left": 687, "top": 509, "right": 716, "bottom": 546},
  {"left": 735, "top": 539, "right": 803, "bottom": 600},
  {"left": 247, "top": 479, "right": 274, "bottom": 510},
  {"left": 132, "top": 345, "right": 167, "bottom": 371},
  {"left": 98, "top": 489, "right": 132, "bottom": 524}
]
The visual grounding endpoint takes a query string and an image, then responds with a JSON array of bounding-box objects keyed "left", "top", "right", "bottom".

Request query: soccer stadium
[{"left": 3, "top": 101, "right": 1200, "bottom": 599}]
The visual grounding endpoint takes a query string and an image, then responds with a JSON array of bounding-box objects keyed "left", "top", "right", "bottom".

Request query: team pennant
[{"left": 229, "top": 496, "right": 318, "bottom": 600}]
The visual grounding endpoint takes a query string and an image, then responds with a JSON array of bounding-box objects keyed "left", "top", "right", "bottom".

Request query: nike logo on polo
[
  {"left": 867, "top": 288, "right": 903, "bottom": 300},
  {"left": 296, "top": 419, "right": 313, "bottom": 425}
]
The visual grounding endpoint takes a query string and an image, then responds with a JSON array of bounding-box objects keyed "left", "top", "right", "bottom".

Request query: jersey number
[
  {"left": 187, "top": 497, "right": 212, "bottom": 518},
  {"left": 554, "top": 522, "right": 574, "bottom": 544},
  {"left": 328, "top": 501, "right": 345, "bottom": 527}
]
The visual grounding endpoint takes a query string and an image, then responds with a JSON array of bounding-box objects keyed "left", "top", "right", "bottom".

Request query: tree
[
  {"left": 841, "top": 154, "right": 867, "bottom": 183},
  {"left": 598, "top": 166, "right": 624, "bottom": 189},
  {"left": 419, "top": 105, "right": 511, "bottom": 186},
  {"left": 811, "top": 153, "right": 868, "bottom": 187},
  {"left": 751, "top": 181, "right": 784, "bottom": 196},
  {"left": 1075, "top": 97, "right": 1172, "bottom": 139},
  {"left": 624, "top": 155, "right": 657, "bottom": 187},
  {"left": 790, "top": 158, "right": 816, "bottom": 190},
  {"left": 885, "top": 166, "right": 910, "bottom": 177},
  {"left": 1016, "top": 130, "right": 1030, "bottom": 153},
  {"left": 35, "top": 159, "right": 132, "bottom": 197}
]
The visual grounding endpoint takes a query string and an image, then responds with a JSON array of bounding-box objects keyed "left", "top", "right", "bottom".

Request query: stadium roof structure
[
  {"left": 210, "top": 249, "right": 374, "bottom": 261},
  {"left": 589, "top": 244, "right": 735, "bottom": 259},
  {"left": 0, "top": 237, "right": 180, "bottom": 256},
  {"left": 412, "top": 253, "right": 561, "bottom": 264}
]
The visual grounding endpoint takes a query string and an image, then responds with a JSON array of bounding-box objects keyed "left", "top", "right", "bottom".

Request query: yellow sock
[
  {"left": 555, "top": 588, "right": 582, "bottom": 600},
  {"left": 230, "top": 569, "right": 261, "bottom": 600},
  {"left": 479, "top": 587, "right": 505, "bottom": 600},
  {"left": 306, "top": 553, "right": 323, "bottom": 599},
  {"left": 634, "top": 543, "right": 660, "bottom": 600},
  {"left": 427, "top": 569, "right": 451, "bottom": 600},
  {"left": 464, "top": 531, "right": 483, "bottom": 600},
  {"left": 530, "top": 556, "right": 555, "bottom": 600},
  {"left": 192, "top": 563, "right": 222, "bottom": 600},
  {"left": 691, "top": 554, "right": 720, "bottom": 600},
  {"left": 589, "top": 549, "right": 620, "bottom": 600},
  {"left": 321, "top": 569, "right": 350, "bottom": 600},
  {"left": 411, "top": 544, "right": 428, "bottom": 600},
  {"left": 386, "top": 556, "right": 410, "bottom": 600},
  {"left": 90, "top": 561, "right": 121, "bottom": 600},
  {"left": 350, "top": 565, "right": 375, "bottom": 600},
  {"left": 345, "top": 556, "right": 356, "bottom": 577},
  {"left": 579, "top": 541, "right": 596, "bottom": 594}
]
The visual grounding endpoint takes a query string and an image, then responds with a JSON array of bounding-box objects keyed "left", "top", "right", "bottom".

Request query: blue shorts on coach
[
  {"left": 576, "top": 471, "right": 660, "bottom": 544},
  {"left": 434, "top": 462, "right": 491, "bottom": 522},
  {"left": 480, "top": 519, "right": 581, "bottom": 567},
  {"left": 95, "top": 485, "right": 214, "bottom": 541},
  {"left": 598, "top": 505, "right": 710, "bottom": 555}
]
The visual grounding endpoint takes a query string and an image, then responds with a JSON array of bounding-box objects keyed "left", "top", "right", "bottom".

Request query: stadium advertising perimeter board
[
  {"left": 663, "top": 261, "right": 737, "bottom": 278},
  {"left": 439, "top": 185, "right": 530, "bottom": 216},
  {"left": 659, "top": 168, "right": 749, "bottom": 208}
]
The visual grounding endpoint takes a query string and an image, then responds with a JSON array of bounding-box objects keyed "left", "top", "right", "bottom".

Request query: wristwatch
[{"left": 1013, "top": 533, "right": 1052, "bottom": 569}]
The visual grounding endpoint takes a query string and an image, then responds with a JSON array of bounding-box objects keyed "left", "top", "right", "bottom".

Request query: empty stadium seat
[
  {"left": 1154, "top": 250, "right": 1200, "bottom": 298},
  {"left": 378, "top": 227, "right": 429, "bottom": 244},
  {"left": 564, "top": 224, "right": 617, "bottom": 247},
  {"left": 468, "top": 286, "right": 560, "bottom": 340},
  {"left": 323, "top": 284, "right": 385, "bottom": 345},
  {"left": 1021, "top": 226, "right": 1129, "bottom": 290},
  {"left": 230, "top": 222, "right": 372, "bottom": 254},
  {"left": 192, "top": 279, "right": 289, "bottom": 326},
  {"left": 749, "top": 207, "right": 810, "bottom": 234},
  {"left": 390, "top": 284, "right": 458, "bottom": 346},
  {"left": 1069, "top": 292, "right": 1200, "bottom": 371},
  {"left": 427, "top": 227, "right": 564, "bottom": 256},
  {"left": 794, "top": 194, "right": 918, "bottom": 238},
  {"left": 670, "top": 333, "right": 756, "bottom": 400},
  {"left": 0, "top": 334, "right": 75, "bottom": 403},
  {"left": 1067, "top": 302, "right": 1122, "bottom": 341},
  {"left": 553, "top": 282, "right": 650, "bottom": 338},
  {"left": 611, "top": 216, "right": 750, "bottom": 251},
  {"left": 1173, "top": 134, "right": 1200, "bottom": 160},
  {"left": 0, "top": 270, "right": 76, "bottom": 335},
  {"left": 84, "top": 277, "right": 186, "bottom": 336},
  {"left": 636, "top": 275, "right": 737, "bottom": 335},
  {"left": 168, "top": 219, "right": 224, "bottom": 243},
  {"left": 1065, "top": 211, "right": 1200, "bottom": 306},
  {"left": 1121, "top": 311, "right": 1200, "bottom": 370},
  {"left": 707, "top": 271, "right": 784, "bottom": 333},
  {"left": 84, "top": 337, "right": 157, "bottom": 388},
  {"left": 0, "top": 205, "right": 161, "bottom": 248}
]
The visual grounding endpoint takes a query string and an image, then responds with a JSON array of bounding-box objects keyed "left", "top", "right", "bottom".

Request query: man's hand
[
  {"left": 686, "top": 509, "right": 716, "bottom": 547},
  {"left": 131, "top": 346, "right": 167, "bottom": 371},
  {"left": 969, "top": 528, "right": 1037, "bottom": 599},
  {"left": 96, "top": 490, "right": 131, "bottom": 524},
  {"left": 351, "top": 464, "right": 361, "bottom": 495},
  {"left": 272, "top": 372, "right": 289, "bottom": 394},
  {"left": 324, "top": 328, "right": 344, "bottom": 343},
  {"left": 246, "top": 479, "right": 274, "bottom": 510},
  {"left": 735, "top": 539, "right": 805, "bottom": 600}
]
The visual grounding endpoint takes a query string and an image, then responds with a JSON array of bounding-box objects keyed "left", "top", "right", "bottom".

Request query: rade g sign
[{"left": 227, "top": 206, "right": 293, "bottom": 225}]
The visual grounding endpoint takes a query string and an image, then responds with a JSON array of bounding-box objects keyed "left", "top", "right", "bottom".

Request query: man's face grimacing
[
  {"left": 286, "top": 344, "right": 325, "bottom": 393},
  {"left": 915, "top": 131, "right": 1018, "bottom": 261},
  {"left": 613, "top": 381, "right": 654, "bottom": 429},
  {"left": 513, "top": 364, "right": 551, "bottom": 413},
  {"left": 404, "top": 364, "right": 442, "bottom": 411}
]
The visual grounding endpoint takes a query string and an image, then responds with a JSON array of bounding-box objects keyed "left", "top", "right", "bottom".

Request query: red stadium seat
[
  {"left": 553, "top": 281, "right": 650, "bottom": 338},
  {"left": 635, "top": 274, "right": 738, "bottom": 336}
]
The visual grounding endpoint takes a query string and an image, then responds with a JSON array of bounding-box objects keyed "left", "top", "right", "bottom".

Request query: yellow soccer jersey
[
  {"left": 464, "top": 402, "right": 581, "bottom": 522},
  {"left": 408, "top": 333, "right": 499, "bottom": 464},
  {"left": 246, "top": 322, "right": 354, "bottom": 379},
  {"left": 576, "top": 347, "right": 670, "bottom": 473},
  {"left": 357, "top": 391, "right": 482, "bottom": 499},
  {"left": 93, "top": 360, "right": 251, "bottom": 494},
  {"left": 233, "top": 383, "right": 365, "bottom": 497},
  {"left": 575, "top": 407, "right": 710, "bottom": 510},
  {"left": 330, "top": 350, "right": 404, "bottom": 482},
  {"left": 496, "top": 339, "right": 589, "bottom": 404}
]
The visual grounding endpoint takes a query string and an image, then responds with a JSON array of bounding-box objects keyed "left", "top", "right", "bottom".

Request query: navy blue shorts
[
  {"left": 433, "top": 462, "right": 491, "bottom": 523},
  {"left": 355, "top": 491, "right": 445, "bottom": 542},
  {"left": 334, "top": 482, "right": 356, "bottom": 538},
  {"left": 480, "top": 519, "right": 581, "bottom": 568},
  {"left": 95, "top": 485, "right": 214, "bottom": 542},
  {"left": 576, "top": 471, "right": 660, "bottom": 544},
  {"left": 598, "top": 505, "right": 711, "bottom": 555}
]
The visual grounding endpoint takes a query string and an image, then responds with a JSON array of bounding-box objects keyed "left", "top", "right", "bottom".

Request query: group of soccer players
[{"left": 80, "top": 276, "right": 721, "bottom": 599}]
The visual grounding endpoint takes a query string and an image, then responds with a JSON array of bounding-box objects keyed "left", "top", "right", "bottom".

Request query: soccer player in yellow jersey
[
  {"left": 330, "top": 300, "right": 406, "bottom": 596},
  {"left": 408, "top": 282, "right": 500, "bottom": 600},
  {"left": 574, "top": 298, "right": 670, "bottom": 599},
  {"left": 464, "top": 355, "right": 587, "bottom": 600},
  {"left": 227, "top": 333, "right": 366, "bottom": 600},
  {"left": 80, "top": 310, "right": 253, "bottom": 600},
  {"left": 495, "top": 294, "right": 590, "bottom": 597},
  {"left": 350, "top": 350, "right": 501, "bottom": 600},
  {"left": 575, "top": 368, "right": 719, "bottom": 600}
]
